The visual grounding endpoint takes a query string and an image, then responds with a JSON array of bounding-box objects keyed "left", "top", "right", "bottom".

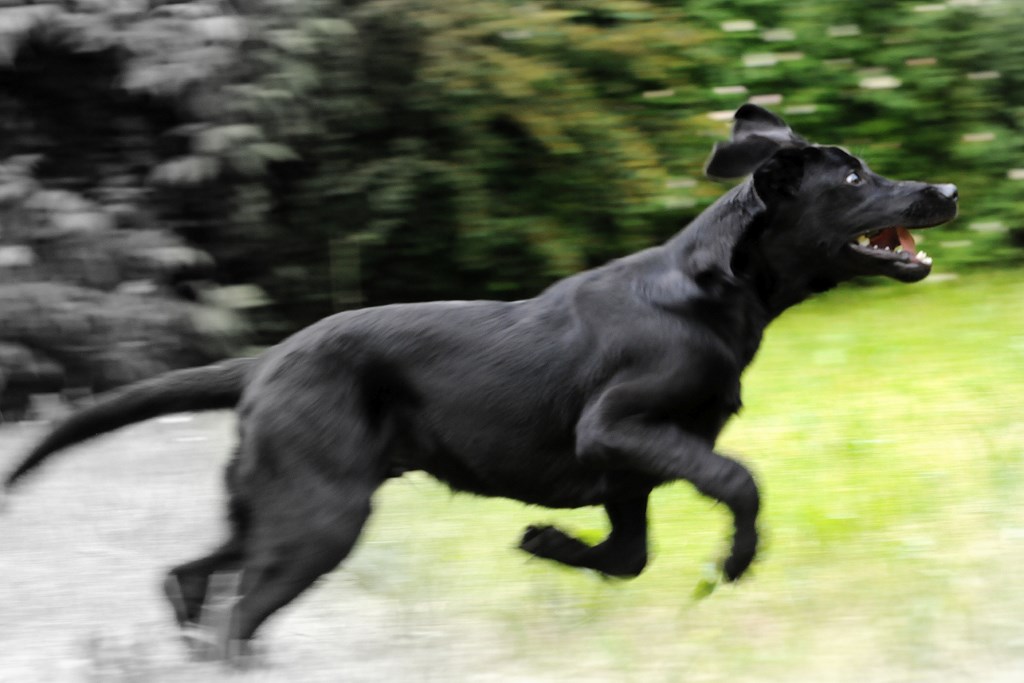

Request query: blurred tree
[
  {"left": 248, "top": 0, "right": 1024, "bottom": 319},
  {"left": 242, "top": 0, "right": 729, "bottom": 322},
  {"left": 0, "top": 0, "right": 1020, "bottom": 414},
  {"left": 0, "top": 1, "right": 249, "bottom": 413}
]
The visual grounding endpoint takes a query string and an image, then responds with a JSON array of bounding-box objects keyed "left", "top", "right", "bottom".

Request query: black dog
[{"left": 4, "top": 105, "right": 958, "bottom": 656}]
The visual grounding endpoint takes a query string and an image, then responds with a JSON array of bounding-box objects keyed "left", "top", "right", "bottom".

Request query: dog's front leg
[
  {"left": 575, "top": 383, "right": 760, "bottom": 581},
  {"left": 519, "top": 493, "right": 649, "bottom": 577}
]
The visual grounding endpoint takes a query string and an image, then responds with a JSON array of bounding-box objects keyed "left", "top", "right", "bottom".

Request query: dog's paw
[
  {"left": 518, "top": 525, "right": 590, "bottom": 564},
  {"left": 519, "top": 524, "right": 551, "bottom": 549},
  {"left": 722, "top": 527, "right": 758, "bottom": 582},
  {"left": 163, "top": 575, "right": 197, "bottom": 628},
  {"left": 520, "top": 525, "right": 648, "bottom": 577},
  {"left": 226, "top": 638, "right": 268, "bottom": 671}
]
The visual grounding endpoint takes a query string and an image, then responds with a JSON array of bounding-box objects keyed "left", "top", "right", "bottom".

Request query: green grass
[{"left": 343, "top": 270, "right": 1024, "bottom": 681}]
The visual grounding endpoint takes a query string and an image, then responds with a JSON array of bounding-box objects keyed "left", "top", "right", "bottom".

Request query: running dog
[{"left": 4, "top": 105, "right": 959, "bottom": 657}]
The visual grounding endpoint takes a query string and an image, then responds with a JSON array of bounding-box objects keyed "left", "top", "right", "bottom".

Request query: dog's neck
[
  {"left": 666, "top": 182, "right": 763, "bottom": 280},
  {"left": 669, "top": 181, "right": 837, "bottom": 316},
  {"left": 735, "top": 214, "right": 839, "bottom": 317},
  {"left": 654, "top": 183, "right": 771, "bottom": 367}
]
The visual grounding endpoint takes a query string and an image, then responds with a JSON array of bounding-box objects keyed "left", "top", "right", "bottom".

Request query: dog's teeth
[
  {"left": 894, "top": 245, "right": 903, "bottom": 253},
  {"left": 917, "top": 250, "right": 928, "bottom": 260},
  {"left": 857, "top": 234, "right": 870, "bottom": 246},
  {"left": 922, "top": 256, "right": 933, "bottom": 265}
]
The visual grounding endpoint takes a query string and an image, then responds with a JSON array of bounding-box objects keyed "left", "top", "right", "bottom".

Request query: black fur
[{"left": 4, "top": 106, "right": 958, "bottom": 658}]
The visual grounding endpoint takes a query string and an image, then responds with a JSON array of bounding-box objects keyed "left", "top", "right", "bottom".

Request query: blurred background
[{"left": 0, "top": 0, "right": 1022, "bottom": 681}]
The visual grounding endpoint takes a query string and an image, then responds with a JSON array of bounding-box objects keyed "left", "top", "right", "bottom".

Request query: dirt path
[{"left": 0, "top": 414, "right": 553, "bottom": 683}]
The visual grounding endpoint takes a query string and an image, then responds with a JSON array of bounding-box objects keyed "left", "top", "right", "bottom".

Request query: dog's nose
[{"left": 934, "top": 183, "right": 958, "bottom": 201}]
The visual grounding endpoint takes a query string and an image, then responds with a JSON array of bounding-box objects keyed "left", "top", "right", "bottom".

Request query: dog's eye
[{"left": 845, "top": 171, "right": 864, "bottom": 186}]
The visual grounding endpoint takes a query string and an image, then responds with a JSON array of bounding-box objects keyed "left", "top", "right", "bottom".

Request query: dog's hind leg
[
  {"left": 196, "top": 353, "right": 408, "bottom": 659},
  {"left": 217, "top": 393, "right": 389, "bottom": 657},
  {"left": 164, "top": 456, "right": 249, "bottom": 632},
  {"left": 164, "top": 537, "right": 244, "bottom": 628},
  {"left": 224, "top": 486, "right": 376, "bottom": 656},
  {"left": 519, "top": 493, "right": 649, "bottom": 577},
  {"left": 164, "top": 535, "right": 246, "bottom": 660}
]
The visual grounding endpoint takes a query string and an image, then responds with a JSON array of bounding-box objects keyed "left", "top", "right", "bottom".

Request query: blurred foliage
[
  {"left": 248, "top": 0, "right": 1024, "bottom": 316},
  {"left": 232, "top": 0, "right": 1024, "bottom": 317},
  {"left": 219, "top": 0, "right": 724, "bottom": 325},
  {"left": 0, "top": 0, "right": 1020, "bottom": 399},
  {"left": 0, "top": 0, "right": 251, "bottom": 406}
]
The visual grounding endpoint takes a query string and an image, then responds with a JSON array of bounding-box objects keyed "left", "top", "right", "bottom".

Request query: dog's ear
[
  {"left": 751, "top": 147, "right": 810, "bottom": 201},
  {"left": 704, "top": 104, "right": 808, "bottom": 180}
]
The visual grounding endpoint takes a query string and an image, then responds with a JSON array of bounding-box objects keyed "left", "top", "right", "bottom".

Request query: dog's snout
[{"left": 934, "top": 183, "right": 958, "bottom": 201}]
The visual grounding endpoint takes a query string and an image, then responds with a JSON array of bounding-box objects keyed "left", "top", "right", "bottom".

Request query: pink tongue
[{"left": 896, "top": 227, "right": 916, "bottom": 255}]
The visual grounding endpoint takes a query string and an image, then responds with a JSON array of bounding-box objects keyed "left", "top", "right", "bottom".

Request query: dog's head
[{"left": 706, "top": 105, "right": 959, "bottom": 285}]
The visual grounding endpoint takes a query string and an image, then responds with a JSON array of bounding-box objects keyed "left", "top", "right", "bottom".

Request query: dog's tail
[{"left": 4, "top": 357, "right": 254, "bottom": 491}]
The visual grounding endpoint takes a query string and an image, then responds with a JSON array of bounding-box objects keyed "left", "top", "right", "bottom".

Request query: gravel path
[
  {"left": 0, "top": 414, "right": 554, "bottom": 683},
  {"left": 9, "top": 412, "right": 1022, "bottom": 683}
]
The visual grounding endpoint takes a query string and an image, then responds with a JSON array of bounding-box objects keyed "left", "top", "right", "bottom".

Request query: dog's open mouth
[{"left": 849, "top": 226, "right": 932, "bottom": 266}]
